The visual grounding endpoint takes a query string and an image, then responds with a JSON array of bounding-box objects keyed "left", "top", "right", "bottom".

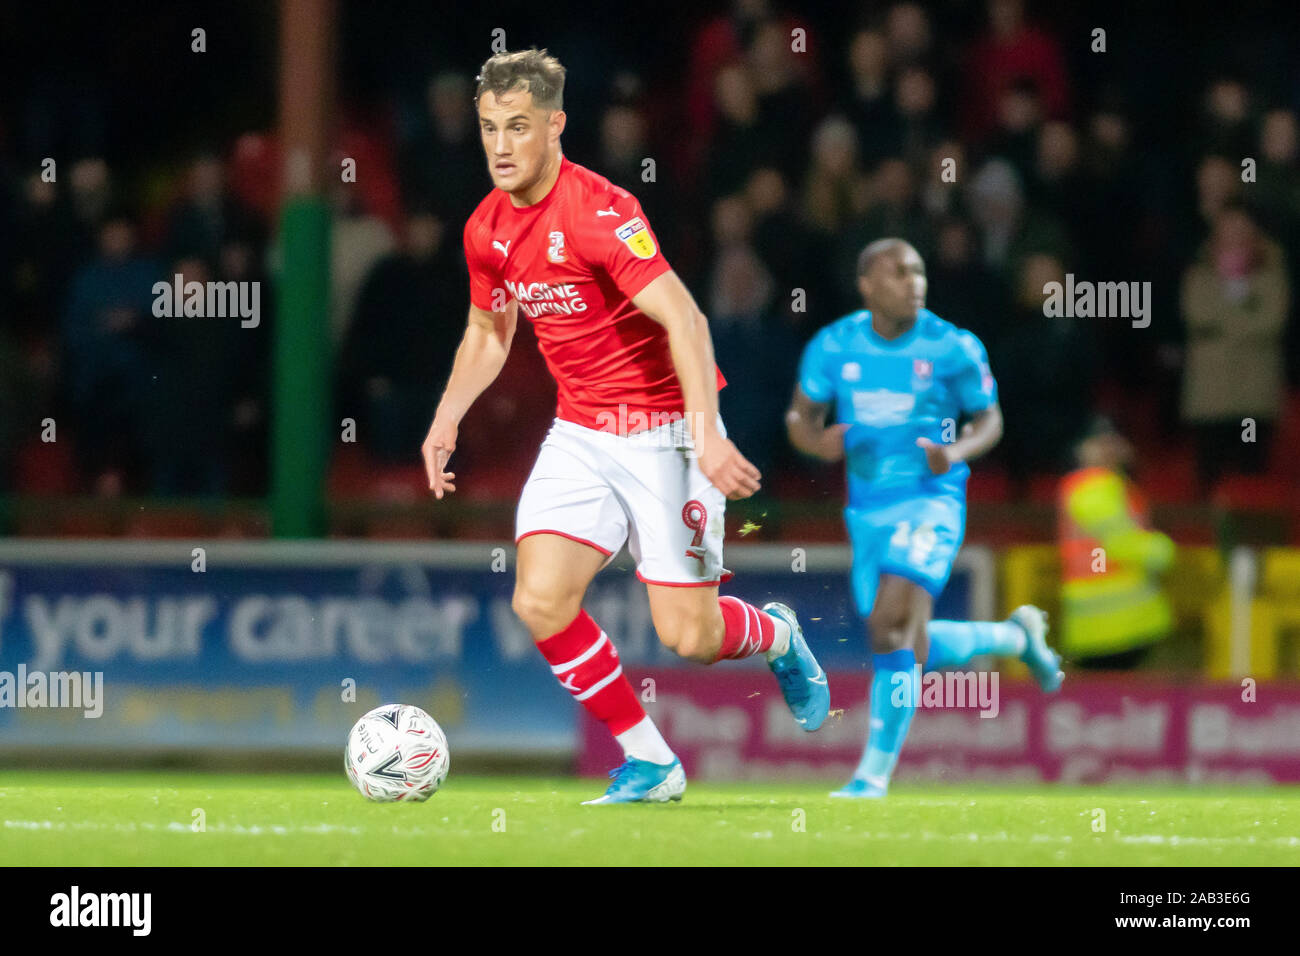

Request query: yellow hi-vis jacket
[{"left": 1058, "top": 467, "right": 1175, "bottom": 658}]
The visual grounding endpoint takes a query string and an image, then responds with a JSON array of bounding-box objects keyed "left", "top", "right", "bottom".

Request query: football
[{"left": 344, "top": 704, "right": 451, "bottom": 802}]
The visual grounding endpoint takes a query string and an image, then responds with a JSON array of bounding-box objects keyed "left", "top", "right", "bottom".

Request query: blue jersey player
[{"left": 786, "top": 238, "right": 1064, "bottom": 798}]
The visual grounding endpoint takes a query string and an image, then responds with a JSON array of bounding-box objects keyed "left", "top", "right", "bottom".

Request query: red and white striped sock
[
  {"left": 714, "top": 596, "right": 791, "bottom": 662},
  {"left": 537, "top": 610, "right": 673, "bottom": 764}
]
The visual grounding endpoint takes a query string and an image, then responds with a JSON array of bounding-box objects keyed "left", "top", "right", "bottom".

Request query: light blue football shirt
[{"left": 797, "top": 308, "right": 997, "bottom": 506}]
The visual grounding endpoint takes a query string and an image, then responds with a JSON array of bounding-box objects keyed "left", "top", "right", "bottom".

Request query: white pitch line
[
  {"left": 3, "top": 819, "right": 365, "bottom": 836},
  {"left": 4, "top": 819, "right": 1298, "bottom": 848}
]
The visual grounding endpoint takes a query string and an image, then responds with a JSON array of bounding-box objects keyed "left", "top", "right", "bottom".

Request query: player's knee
[
  {"left": 512, "top": 584, "right": 581, "bottom": 639},
  {"left": 868, "top": 613, "right": 917, "bottom": 654},
  {"left": 660, "top": 614, "right": 723, "bottom": 664}
]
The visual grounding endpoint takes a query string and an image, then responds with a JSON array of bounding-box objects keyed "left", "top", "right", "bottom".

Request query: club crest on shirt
[
  {"left": 547, "top": 231, "right": 567, "bottom": 263},
  {"left": 912, "top": 358, "right": 933, "bottom": 390},
  {"left": 841, "top": 361, "right": 862, "bottom": 382},
  {"left": 614, "top": 217, "right": 656, "bottom": 259}
]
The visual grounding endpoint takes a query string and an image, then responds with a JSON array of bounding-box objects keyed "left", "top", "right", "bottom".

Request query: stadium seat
[
  {"left": 1260, "top": 548, "right": 1300, "bottom": 674},
  {"left": 965, "top": 467, "right": 1011, "bottom": 503},
  {"left": 1205, "top": 590, "right": 1280, "bottom": 679},
  {"left": 999, "top": 544, "right": 1061, "bottom": 620},
  {"left": 1026, "top": 473, "right": 1060, "bottom": 505},
  {"left": 14, "top": 436, "right": 77, "bottom": 495},
  {"left": 1211, "top": 474, "right": 1290, "bottom": 512},
  {"left": 1136, "top": 446, "right": 1198, "bottom": 505},
  {"left": 123, "top": 510, "right": 209, "bottom": 538},
  {"left": 1166, "top": 546, "right": 1227, "bottom": 629}
]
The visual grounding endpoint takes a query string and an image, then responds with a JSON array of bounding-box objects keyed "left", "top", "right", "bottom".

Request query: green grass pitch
[{"left": 2, "top": 771, "right": 1298, "bottom": 865}]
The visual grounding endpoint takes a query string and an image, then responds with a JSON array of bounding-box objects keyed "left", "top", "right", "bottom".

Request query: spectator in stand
[
  {"left": 919, "top": 139, "right": 969, "bottom": 219},
  {"left": 924, "top": 216, "right": 1007, "bottom": 348},
  {"left": 339, "top": 209, "right": 465, "bottom": 463},
  {"left": 326, "top": 177, "right": 395, "bottom": 350},
  {"left": 1201, "top": 76, "right": 1254, "bottom": 159},
  {"left": 0, "top": 327, "right": 40, "bottom": 493},
  {"left": 744, "top": 166, "right": 830, "bottom": 337},
  {"left": 1256, "top": 109, "right": 1300, "bottom": 228},
  {"left": 1180, "top": 202, "right": 1290, "bottom": 488},
  {"left": 831, "top": 158, "right": 933, "bottom": 315},
  {"left": 884, "top": 2, "right": 933, "bottom": 68},
  {"left": 1077, "top": 111, "right": 1144, "bottom": 278},
  {"left": 146, "top": 256, "right": 237, "bottom": 496},
  {"left": 967, "top": 157, "right": 1072, "bottom": 284},
  {"left": 746, "top": 18, "right": 820, "bottom": 182},
  {"left": 989, "top": 252, "right": 1096, "bottom": 484},
  {"left": 841, "top": 30, "right": 894, "bottom": 169},
  {"left": 1194, "top": 154, "right": 1241, "bottom": 231},
  {"left": 598, "top": 96, "right": 677, "bottom": 257},
  {"left": 163, "top": 154, "right": 263, "bottom": 269},
  {"left": 985, "top": 76, "right": 1044, "bottom": 180},
  {"left": 61, "top": 214, "right": 159, "bottom": 494},
  {"left": 801, "top": 115, "right": 868, "bottom": 235},
  {"left": 9, "top": 172, "right": 78, "bottom": 341},
  {"left": 705, "top": 195, "right": 795, "bottom": 478},
  {"left": 1254, "top": 109, "right": 1300, "bottom": 383},
  {"left": 683, "top": 0, "right": 817, "bottom": 181},
  {"left": 890, "top": 65, "right": 945, "bottom": 169},
  {"left": 221, "top": 236, "right": 273, "bottom": 495},
  {"left": 398, "top": 72, "right": 481, "bottom": 228},
  {"left": 66, "top": 157, "right": 113, "bottom": 266},
  {"left": 1030, "top": 121, "right": 1087, "bottom": 243},
  {"left": 699, "top": 63, "right": 775, "bottom": 206},
  {"left": 962, "top": 0, "right": 1069, "bottom": 144}
]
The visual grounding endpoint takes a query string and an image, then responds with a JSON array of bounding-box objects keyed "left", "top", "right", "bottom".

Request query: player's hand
[
  {"left": 815, "top": 423, "right": 851, "bottom": 462},
  {"left": 695, "top": 429, "right": 762, "bottom": 500},
  {"left": 422, "top": 416, "right": 458, "bottom": 499},
  {"left": 916, "top": 437, "right": 957, "bottom": 475}
]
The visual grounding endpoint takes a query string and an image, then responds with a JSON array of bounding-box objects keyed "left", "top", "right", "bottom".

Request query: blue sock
[
  {"left": 925, "top": 620, "right": 1026, "bottom": 670},
  {"left": 854, "top": 649, "right": 919, "bottom": 788}
]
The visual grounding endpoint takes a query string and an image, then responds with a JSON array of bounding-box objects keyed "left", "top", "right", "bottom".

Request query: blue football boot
[
  {"left": 830, "top": 776, "right": 889, "bottom": 799},
  {"left": 581, "top": 756, "right": 686, "bottom": 805},
  {"left": 763, "top": 602, "right": 831, "bottom": 731},
  {"left": 1011, "top": 605, "right": 1064, "bottom": 692}
]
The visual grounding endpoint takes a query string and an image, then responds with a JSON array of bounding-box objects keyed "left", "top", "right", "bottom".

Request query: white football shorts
[{"left": 515, "top": 415, "right": 731, "bottom": 586}]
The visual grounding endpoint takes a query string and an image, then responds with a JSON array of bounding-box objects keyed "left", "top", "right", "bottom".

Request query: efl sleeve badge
[{"left": 614, "top": 217, "right": 657, "bottom": 259}]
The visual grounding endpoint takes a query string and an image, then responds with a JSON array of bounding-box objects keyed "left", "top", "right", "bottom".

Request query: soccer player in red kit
[{"left": 421, "top": 49, "right": 829, "bottom": 803}]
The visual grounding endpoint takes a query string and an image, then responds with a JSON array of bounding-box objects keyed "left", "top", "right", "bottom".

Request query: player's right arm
[
  {"left": 422, "top": 300, "right": 517, "bottom": 498},
  {"left": 785, "top": 387, "right": 849, "bottom": 462},
  {"left": 785, "top": 327, "right": 848, "bottom": 462}
]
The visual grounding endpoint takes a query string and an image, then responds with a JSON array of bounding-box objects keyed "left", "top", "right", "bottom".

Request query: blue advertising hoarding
[{"left": 0, "top": 541, "right": 986, "bottom": 755}]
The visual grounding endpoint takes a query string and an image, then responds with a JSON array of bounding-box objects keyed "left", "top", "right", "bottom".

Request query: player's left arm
[
  {"left": 918, "top": 330, "right": 1003, "bottom": 475},
  {"left": 918, "top": 404, "right": 1003, "bottom": 475},
  {"left": 632, "top": 271, "right": 761, "bottom": 499}
]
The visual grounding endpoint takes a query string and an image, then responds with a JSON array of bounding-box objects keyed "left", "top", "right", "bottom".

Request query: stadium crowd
[{"left": 1, "top": 0, "right": 1298, "bottom": 512}]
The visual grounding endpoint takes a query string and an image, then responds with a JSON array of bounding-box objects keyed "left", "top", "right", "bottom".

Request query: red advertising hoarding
[{"left": 579, "top": 671, "right": 1300, "bottom": 784}]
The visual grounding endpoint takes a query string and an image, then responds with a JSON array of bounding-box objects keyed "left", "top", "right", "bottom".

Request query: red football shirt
[{"left": 463, "top": 155, "right": 725, "bottom": 433}]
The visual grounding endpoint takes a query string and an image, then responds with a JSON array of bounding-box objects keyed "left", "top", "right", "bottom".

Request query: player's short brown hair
[{"left": 475, "top": 48, "right": 566, "bottom": 112}]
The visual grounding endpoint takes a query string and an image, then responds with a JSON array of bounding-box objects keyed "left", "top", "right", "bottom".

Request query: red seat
[
  {"left": 966, "top": 467, "right": 1011, "bottom": 503},
  {"left": 1136, "top": 445, "right": 1198, "bottom": 505},
  {"left": 15, "top": 437, "right": 76, "bottom": 495},
  {"left": 1211, "top": 473, "right": 1289, "bottom": 511}
]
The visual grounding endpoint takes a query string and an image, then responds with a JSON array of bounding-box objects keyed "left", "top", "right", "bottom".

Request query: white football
[{"left": 345, "top": 704, "right": 450, "bottom": 802}]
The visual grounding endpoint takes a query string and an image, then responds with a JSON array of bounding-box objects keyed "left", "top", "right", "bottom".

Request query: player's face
[
  {"left": 860, "top": 247, "right": 927, "bottom": 321},
  {"left": 478, "top": 90, "right": 563, "bottom": 194}
]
